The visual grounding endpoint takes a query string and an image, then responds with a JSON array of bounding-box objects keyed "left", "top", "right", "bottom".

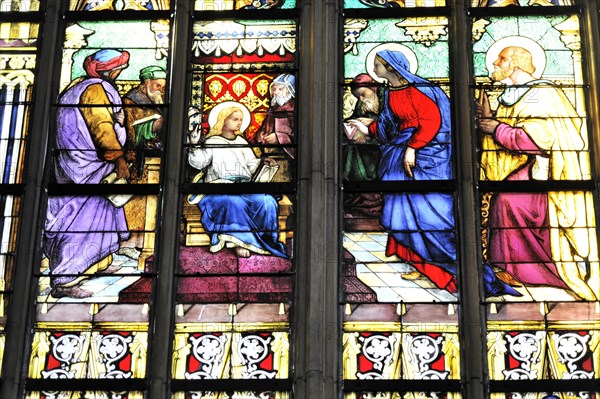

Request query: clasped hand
[{"left": 475, "top": 90, "right": 500, "bottom": 135}]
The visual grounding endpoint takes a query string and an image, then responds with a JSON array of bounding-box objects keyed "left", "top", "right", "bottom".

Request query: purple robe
[
  {"left": 44, "top": 78, "right": 130, "bottom": 287},
  {"left": 488, "top": 123, "right": 568, "bottom": 289}
]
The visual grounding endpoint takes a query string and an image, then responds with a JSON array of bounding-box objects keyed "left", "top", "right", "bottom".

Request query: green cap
[{"left": 139, "top": 65, "right": 167, "bottom": 81}]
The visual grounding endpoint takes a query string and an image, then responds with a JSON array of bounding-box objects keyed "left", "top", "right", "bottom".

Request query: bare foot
[
  {"left": 235, "top": 247, "right": 251, "bottom": 258},
  {"left": 51, "top": 286, "right": 93, "bottom": 299},
  {"left": 401, "top": 270, "right": 422, "bottom": 280}
]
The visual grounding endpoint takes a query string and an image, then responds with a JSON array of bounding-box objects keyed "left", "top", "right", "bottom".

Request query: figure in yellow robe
[{"left": 480, "top": 80, "right": 599, "bottom": 300}]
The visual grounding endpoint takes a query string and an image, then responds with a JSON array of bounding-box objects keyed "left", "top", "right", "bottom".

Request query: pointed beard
[
  {"left": 148, "top": 90, "right": 164, "bottom": 104},
  {"left": 271, "top": 93, "right": 293, "bottom": 107}
]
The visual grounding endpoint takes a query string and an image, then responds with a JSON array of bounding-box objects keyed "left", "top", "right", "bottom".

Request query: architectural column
[
  {"left": 450, "top": 1, "right": 487, "bottom": 398},
  {"left": 294, "top": 0, "right": 340, "bottom": 398},
  {"left": 581, "top": 0, "right": 600, "bottom": 177},
  {"left": 147, "top": 0, "right": 190, "bottom": 397},
  {"left": 0, "top": 0, "right": 61, "bottom": 397}
]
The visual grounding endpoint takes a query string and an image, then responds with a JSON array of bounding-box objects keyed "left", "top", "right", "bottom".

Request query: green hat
[{"left": 139, "top": 65, "right": 167, "bottom": 81}]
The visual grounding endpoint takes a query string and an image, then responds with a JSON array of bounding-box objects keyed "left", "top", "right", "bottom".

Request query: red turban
[
  {"left": 350, "top": 73, "right": 379, "bottom": 93},
  {"left": 83, "top": 49, "right": 130, "bottom": 78}
]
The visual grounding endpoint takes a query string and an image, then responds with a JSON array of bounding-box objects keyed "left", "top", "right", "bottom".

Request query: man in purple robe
[{"left": 44, "top": 49, "right": 131, "bottom": 298}]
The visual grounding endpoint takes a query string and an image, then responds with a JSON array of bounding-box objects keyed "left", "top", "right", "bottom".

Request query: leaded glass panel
[
  {"left": 473, "top": 9, "right": 600, "bottom": 395},
  {"left": 194, "top": 1, "right": 296, "bottom": 11},
  {"left": 68, "top": 1, "right": 170, "bottom": 11},
  {"left": 344, "top": 1, "right": 445, "bottom": 8},
  {"left": 174, "top": 16, "right": 297, "bottom": 386}
]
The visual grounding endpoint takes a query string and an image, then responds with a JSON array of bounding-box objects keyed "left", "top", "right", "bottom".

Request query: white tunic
[{"left": 188, "top": 135, "right": 260, "bottom": 183}]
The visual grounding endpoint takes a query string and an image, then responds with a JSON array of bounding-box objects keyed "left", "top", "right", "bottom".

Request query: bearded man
[
  {"left": 44, "top": 49, "right": 131, "bottom": 298},
  {"left": 477, "top": 45, "right": 599, "bottom": 300},
  {"left": 257, "top": 73, "right": 295, "bottom": 159},
  {"left": 343, "top": 73, "right": 382, "bottom": 218},
  {"left": 123, "top": 65, "right": 166, "bottom": 180}
]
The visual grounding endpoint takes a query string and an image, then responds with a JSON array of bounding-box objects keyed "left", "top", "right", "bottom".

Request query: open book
[
  {"left": 343, "top": 122, "right": 358, "bottom": 140},
  {"left": 132, "top": 113, "right": 161, "bottom": 126},
  {"left": 252, "top": 162, "right": 279, "bottom": 183},
  {"left": 132, "top": 114, "right": 161, "bottom": 145}
]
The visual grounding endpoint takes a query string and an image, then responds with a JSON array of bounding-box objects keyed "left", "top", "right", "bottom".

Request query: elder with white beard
[{"left": 257, "top": 73, "right": 296, "bottom": 159}]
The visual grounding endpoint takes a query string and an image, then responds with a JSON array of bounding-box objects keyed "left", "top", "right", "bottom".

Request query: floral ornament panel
[
  {"left": 172, "top": 331, "right": 289, "bottom": 380},
  {"left": 194, "top": 0, "right": 296, "bottom": 10},
  {"left": 172, "top": 392, "right": 290, "bottom": 399},
  {"left": 26, "top": 393, "right": 145, "bottom": 399},
  {"left": 344, "top": 0, "right": 446, "bottom": 8},
  {"left": 344, "top": 394, "right": 462, "bottom": 399},
  {"left": 342, "top": 331, "right": 460, "bottom": 380},
  {"left": 28, "top": 330, "right": 148, "bottom": 379},
  {"left": 69, "top": 0, "right": 171, "bottom": 11},
  {"left": 487, "top": 330, "right": 600, "bottom": 381},
  {"left": 490, "top": 393, "right": 599, "bottom": 399}
]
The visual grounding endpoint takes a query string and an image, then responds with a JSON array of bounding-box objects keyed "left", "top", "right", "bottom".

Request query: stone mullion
[
  {"left": 0, "top": 0, "right": 62, "bottom": 397},
  {"left": 293, "top": 0, "right": 341, "bottom": 398},
  {"left": 147, "top": 0, "right": 190, "bottom": 397},
  {"left": 449, "top": 1, "right": 488, "bottom": 398}
]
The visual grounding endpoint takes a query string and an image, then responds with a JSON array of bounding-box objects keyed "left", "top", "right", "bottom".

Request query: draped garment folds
[
  {"left": 188, "top": 135, "right": 288, "bottom": 258},
  {"left": 480, "top": 80, "right": 599, "bottom": 300},
  {"left": 44, "top": 78, "right": 130, "bottom": 287},
  {"left": 373, "top": 50, "right": 518, "bottom": 297}
]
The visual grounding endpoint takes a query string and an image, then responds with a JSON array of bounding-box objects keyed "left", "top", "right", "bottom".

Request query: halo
[
  {"left": 207, "top": 101, "right": 252, "bottom": 133},
  {"left": 485, "top": 36, "right": 546, "bottom": 79},
  {"left": 366, "top": 43, "right": 418, "bottom": 83}
]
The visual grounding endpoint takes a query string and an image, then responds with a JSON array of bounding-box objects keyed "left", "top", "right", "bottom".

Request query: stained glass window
[
  {"left": 194, "top": 0, "right": 296, "bottom": 10},
  {"left": 341, "top": 3, "right": 463, "bottom": 394},
  {"left": 172, "top": 11, "right": 297, "bottom": 393},
  {"left": 68, "top": 0, "right": 171, "bottom": 11},
  {"left": 2, "top": 0, "right": 600, "bottom": 398},
  {"left": 26, "top": 5, "right": 170, "bottom": 393},
  {"left": 473, "top": 2, "right": 600, "bottom": 398},
  {"left": 472, "top": 2, "right": 600, "bottom": 397},
  {"left": 0, "top": 1, "right": 40, "bottom": 377}
]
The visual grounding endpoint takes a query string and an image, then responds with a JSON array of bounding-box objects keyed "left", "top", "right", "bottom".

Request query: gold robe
[{"left": 481, "top": 81, "right": 599, "bottom": 300}]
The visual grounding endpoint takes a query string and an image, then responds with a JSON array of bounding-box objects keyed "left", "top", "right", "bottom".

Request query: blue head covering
[
  {"left": 271, "top": 73, "right": 295, "bottom": 97},
  {"left": 375, "top": 49, "right": 451, "bottom": 146}
]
